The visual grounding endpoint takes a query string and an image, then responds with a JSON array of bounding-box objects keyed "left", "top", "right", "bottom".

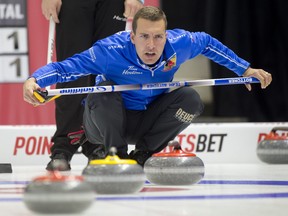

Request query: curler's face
[{"left": 131, "top": 18, "right": 166, "bottom": 65}]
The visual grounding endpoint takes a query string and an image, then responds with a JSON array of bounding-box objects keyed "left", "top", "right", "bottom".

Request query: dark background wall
[{"left": 161, "top": 0, "right": 288, "bottom": 122}]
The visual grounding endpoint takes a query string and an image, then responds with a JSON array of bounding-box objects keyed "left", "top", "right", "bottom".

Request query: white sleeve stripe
[
  {"left": 206, "top": 44, "right": 248, "bottom": 70},
  {"left": 37, "top": 70, "right": 88, "bottom": 82}
]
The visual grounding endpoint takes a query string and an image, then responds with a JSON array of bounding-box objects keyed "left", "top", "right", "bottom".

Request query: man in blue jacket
[{"left": 23, "top": 6, "right": 272, "bottom": 166}]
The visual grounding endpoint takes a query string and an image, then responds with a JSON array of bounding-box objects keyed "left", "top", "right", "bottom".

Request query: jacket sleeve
[
  {"left": 31, "top": 43, "right": 107, "bottom": 88},
  {"left": 188, "top": 32, "right": 250, "bottom": 76}
]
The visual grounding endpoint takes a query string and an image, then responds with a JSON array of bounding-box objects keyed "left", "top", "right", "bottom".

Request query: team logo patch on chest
[{"left": 163, "top": 55, "right": 176, "bottom": 72}]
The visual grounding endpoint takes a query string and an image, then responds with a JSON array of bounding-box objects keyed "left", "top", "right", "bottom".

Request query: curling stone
[
  {"left": 144, "top": 140, "right": 205, "bottom": 185},
  {"left": 82, "top": 147, "right": 145, "bottom": 194},
  {"left": 257, "top": 127, "right": 288, "bottom": 164},
  {"left": 23, "top": 170, "right": 94, "bottom": 214}
]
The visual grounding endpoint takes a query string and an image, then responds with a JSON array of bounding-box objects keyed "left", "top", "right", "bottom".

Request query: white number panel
[
  {"left": 0, "top": 28, "right": 27, "bottom": 53},
  {"left": 0, "top": 55, "right": 28, "bottom": 82}
]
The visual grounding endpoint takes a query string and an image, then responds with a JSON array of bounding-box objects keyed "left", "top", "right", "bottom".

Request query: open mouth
[{"left": 145, "top": 52, "right": 156, "bottom": 57}]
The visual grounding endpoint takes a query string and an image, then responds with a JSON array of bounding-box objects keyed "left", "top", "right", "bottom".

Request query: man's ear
[{"left": 130, "top": 32, "right": 135, "bottom": 44}]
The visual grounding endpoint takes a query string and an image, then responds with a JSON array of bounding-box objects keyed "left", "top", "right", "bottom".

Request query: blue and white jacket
[{"left": 32, "top": 29, "right": 250, "bottom": 110}]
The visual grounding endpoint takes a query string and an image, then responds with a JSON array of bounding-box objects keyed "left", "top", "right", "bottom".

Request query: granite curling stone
[
  {"left": 257, "top": 127, "right": 288, "bottom": 164},
  {"left": 23, "top": 170, "right": 94, "bottom": 214},
  {"left": 144, "top": 140, "right": 205, "bottom": 185},
  {"left": 82, "top": 147, "right": 145, "bottom": 194}
]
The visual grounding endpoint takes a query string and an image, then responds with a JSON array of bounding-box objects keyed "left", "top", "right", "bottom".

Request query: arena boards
[{"left": 0, "top": 122, "right": 287, "bottom": 166}]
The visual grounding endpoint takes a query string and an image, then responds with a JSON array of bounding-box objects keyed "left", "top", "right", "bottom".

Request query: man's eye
[{"left": 155, "top": 35, "right": 163, "bottom": 39}]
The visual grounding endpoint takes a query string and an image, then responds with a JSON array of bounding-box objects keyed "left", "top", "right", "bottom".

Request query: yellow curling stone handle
[{"left": 89, "top": 154, "right": 137, "bottom": 165}]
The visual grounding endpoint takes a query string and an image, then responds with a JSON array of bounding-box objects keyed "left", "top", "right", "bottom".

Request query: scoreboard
[{"left": 0, "top": 0, "right": 29, "bottom": 83}]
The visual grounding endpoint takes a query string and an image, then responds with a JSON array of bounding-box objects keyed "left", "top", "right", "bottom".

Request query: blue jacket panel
[{"left": 32, "top": 29, "right": 250, "bottom": 110}]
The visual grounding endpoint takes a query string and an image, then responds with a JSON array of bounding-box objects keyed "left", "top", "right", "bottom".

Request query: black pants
[
  {"left": 51, "top": 0, "right": 126, "bottom": 159},
  {"left": 83, "top": 85, "right": 204, "bottom": 155}
]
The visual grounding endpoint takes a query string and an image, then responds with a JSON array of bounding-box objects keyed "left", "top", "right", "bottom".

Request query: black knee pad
[
  {"left": 177, "top": 87, "right": 204, "bottom": 115},
  {"left": 171, "top": 87, "right": 204, "bottom": 124}
]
